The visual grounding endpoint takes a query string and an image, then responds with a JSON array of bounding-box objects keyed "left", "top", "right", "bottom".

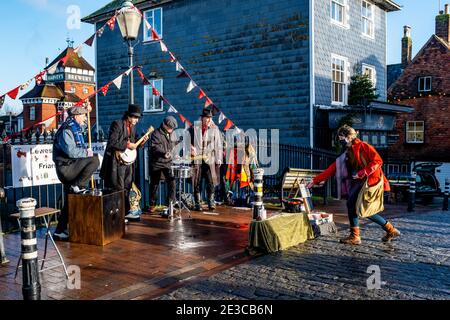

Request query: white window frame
[
  {"left": 83, "top": 87, "right": 89, "bottom": 95},
  {"left": 406, "top": 121, "right": 424, "bottom": 144},
  {"left": 330, "top": 0, "right": 349, "bottom": 28},
  {"left": 331, "top": 54, "right": 349, "bottom": 106},
  {"left": 362, "top": 63, "right": 377, "bottom": 87},
  {"left": 361, "top": 0, "right": 375, "bottom": 39},
  {"left": 29, "top": 106, "right": 36, "bottom": 121},
  {"left": 143, "top": 7, "right": 163, "bottom": 42},
  {"left": 418, "top": 76, "right": 432, "bottom": 92},
  {"left": 144, "top": 79, "right": 164, "bottom": 113}
]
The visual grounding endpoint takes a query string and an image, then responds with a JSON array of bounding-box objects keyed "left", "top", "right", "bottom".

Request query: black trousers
[
  {"left": 55, "top": 156, "right": 99, "bottom": 232},
  {"left": 149, "top": 168, "right": 176, "bottom": 206},
  {"left": 105, "top": 163, "right": 134, "bottom": 214},
  {"left": 193, "top": 163, "right": 215, "bottom": 199}
]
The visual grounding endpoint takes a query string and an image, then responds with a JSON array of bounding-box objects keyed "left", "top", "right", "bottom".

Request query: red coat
[{"left": 313, "top": 139, "right": 390, "bottom": 192}]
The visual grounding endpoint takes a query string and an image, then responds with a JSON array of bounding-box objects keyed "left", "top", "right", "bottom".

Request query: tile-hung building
[
  {"left": 83, "top": 0, "right": 401, "bottom": 148},
  {"left": 387, "top": 5, "right": 450, "bottom": 182}
]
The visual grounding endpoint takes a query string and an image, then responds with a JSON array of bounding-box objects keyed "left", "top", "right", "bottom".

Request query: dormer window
[{"left": 418, "top": 76, "right": 432, "bottom": 92}]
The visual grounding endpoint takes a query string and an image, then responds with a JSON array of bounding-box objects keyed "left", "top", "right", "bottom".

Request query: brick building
[
  {"left": 20, "top": 45, "right": 96, "bottom": 131},
  {"left": 83, "top": 0, "right": 401, "bottom": 148},
  {"left": 387, "top": 5, "right": 450, "bottom": 180}
]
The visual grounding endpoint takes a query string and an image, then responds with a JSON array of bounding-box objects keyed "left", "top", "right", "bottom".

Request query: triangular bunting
[
  {"left": 179, "top": 113, "right": 187, "bottom": 124},
  {"left": 99, "top": 85, "right": 110, "bottom": 96},
  {"left": 0, "top": 95, "right": 5, "bottom": 109},
  {"left": 40, "top": 116, "right": 55, "bottom": 128},
  {"left": 235, "top": 127, "right": 242, "bottom": 134},
  {"left": 218, "top": 113, "right": 226, "bottom": 124},
  {"left": 176, "top": 69, "right": 188, "bottom": 78},
  {"left": 137, "top": 69, "right": 145, "bottom": 80},
  {"left": 20, "top": 79, "right": 33, "bottom": 91},
  {"left": 46, "top": 62, "right": 58, "bottom": 74},
  {"left": 144, "top": 20, "right": 152, "bottom": 32},
  {"left": 60, "top": 55, "right": 69, "bottom": 66},
  {"left": 167, "top": 105, "right": 178, "bottom": 113},
  {"left": 224, "top": 119, "right": 234, "bottom": 131},
  {"left": 211, "top": 104, "right": 220, "bottom": 116},
  {"left": 142, "top": 77, "right": 151, "bottom": 85},
  {"left": 176, "top": 61, "right": 182, "bottom": 71},
  {"left": 74, "top": 100, "right": 85, "bottom": 107},
  {"left": 198, "top": 89, "right": 206, "bottom": 100},
  {"left": 97, "top": 26, "right": 105, "bottom": 37},
  {"left": 74, "top": 44, "right": 83, "bottom": 56},
  {"left": 160, "top": 41, "right": 168, "bottom": 52},
  {"left": 106, "top": 15, "right": 116, "bottom": 30},
  {"left": 186, "top": 80, "right": 196, "bottom": 93},
  {"left": 204, "top": 97, "right": 213, "bottom": 108},
  {"left": 35, "top": 70, "right": 46, "bottom": 86},
  {"left": 124, "top": 67, "right": 133, "bottom": 76},
  {"left": 112, "top": 75, "right": 123, "bottom": 90},
  {"left": 7, "top": 87, "right": 20, "bottom": 100},
  {"left": 170, "top": 52, "right": 177, "bottom": 62},
  {"left": 152, "top": 87, "right": 160, "bottom": 96},
  {"left": 151, "top": 29, "right": 160, "bottom": 41},
  {"left": 84, "top": 34, "right": 96, "bottom": 47}
]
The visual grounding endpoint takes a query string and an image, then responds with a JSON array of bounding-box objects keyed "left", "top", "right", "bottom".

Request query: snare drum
[{"left": 170, "top": 165, "right": 192, "bottom": 179}]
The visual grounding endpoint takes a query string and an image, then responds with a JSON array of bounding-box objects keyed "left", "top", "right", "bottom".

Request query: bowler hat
[
  {"left": 163, "top": 116, "right": 178, "bottom": 129},
  {"left": 69, "top": 106, "right": 88, "bottom": 116},
  {"left": 126, "top": 104, "right": 142, "bottom": 118},
  {"left": 200, "top": 107, "right": 213, "bottom": 118}
]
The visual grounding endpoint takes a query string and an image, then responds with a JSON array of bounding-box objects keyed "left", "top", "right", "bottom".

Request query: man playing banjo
[
  {"left": 100, "top": 104, "right": 149, "bottom": 221},
  {"left": 148, "top": 116, "right": 179, "bottom": 214}
]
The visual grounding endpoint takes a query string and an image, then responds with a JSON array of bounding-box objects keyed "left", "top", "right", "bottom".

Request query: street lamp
[{"left": 117, "top": 1, "right": 142, "bottom": 104}]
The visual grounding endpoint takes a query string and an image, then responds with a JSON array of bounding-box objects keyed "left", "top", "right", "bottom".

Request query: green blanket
[{"left": 248, "top": 212, "right": 315, "bottom": 254}]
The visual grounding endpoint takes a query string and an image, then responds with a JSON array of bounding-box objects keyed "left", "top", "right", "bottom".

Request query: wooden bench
[
  {"left": 11, "top": 207, "right": 68, "bottom": 278},
  {"left": 264, "top": 168, "right": 327, "bottom": 208}
]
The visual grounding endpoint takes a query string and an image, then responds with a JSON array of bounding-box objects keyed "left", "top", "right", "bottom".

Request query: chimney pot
[
  {"left": 436, "top": 4, "right": 450, "bottom": 43},
  {"left": 445, "top": 4, "right": 449, "bottom": 14},
  {"left": 402, "top": 26, "right": 412, "bottom": 67}
]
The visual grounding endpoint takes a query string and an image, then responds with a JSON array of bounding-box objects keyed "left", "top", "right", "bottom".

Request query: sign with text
[{"left": 11, "top": 143, "right": 106, "bottom": 188}]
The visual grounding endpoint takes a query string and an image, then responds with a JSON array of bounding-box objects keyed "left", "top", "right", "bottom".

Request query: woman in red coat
[{"left": 307, "top": 125, "right": 400, "bottom": 245}]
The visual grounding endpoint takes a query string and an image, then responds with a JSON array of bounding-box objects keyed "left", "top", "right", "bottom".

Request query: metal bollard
[
  {"left": 407, "top": 172, "right": 416, "bottom": 212},
  {"left": 17, "top": 198, "right": 41, "bottom": 300},
  {"left": 253, "top": 169, "right": 265, "bottom": 220},
  {"left": 443, "top": 178, "right": 449, "bottom": 211},
  {"left": 0, "top": 187, "right": 9, "bottom": 264}
]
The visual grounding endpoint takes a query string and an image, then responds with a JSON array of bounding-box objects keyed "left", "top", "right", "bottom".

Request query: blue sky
[{"left": 0, "top": 0, "right": 443, "bottom": 115}]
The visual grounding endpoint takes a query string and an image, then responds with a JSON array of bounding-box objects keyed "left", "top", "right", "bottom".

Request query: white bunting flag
[
  {"left": 160, "top": 41, "right": 168, "bottom": 52},
  {"left": 144, "top": 20, "right": 152, "bottom": 32},
  {"left": 46, "top": 62, "right": 58, "bottom": 75},
  {"left": 74, "top": 44, "right": 83, "bottom": 56},
  {"left": 124, "top": 67, "right": 133, "bottom": 76},
  {"left": 167, "top": 105, "right": 178, "bottom": 113},
  {"left": 218, "top": 112, "right": 226, "bottom": 124},
  {"left": 186, "top": 80, "right": 196, "bottom": 93},
  {"left": 112, "top": 75, "right": 123, "bottom": 90},
  {"left": 41, "top": 116, "right": 55, "bottom": 128},
  {"left": 176, "top": 61, "right": 182, "bottom": 71}
]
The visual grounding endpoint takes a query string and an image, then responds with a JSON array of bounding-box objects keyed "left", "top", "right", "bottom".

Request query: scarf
[{"left": 67, "top": 117, "right": 86, "bottom": 148}]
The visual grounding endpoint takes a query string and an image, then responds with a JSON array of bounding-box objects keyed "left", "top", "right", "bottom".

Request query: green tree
[{"left": 348, "top": 74, "right": 379, "bottom": 107}]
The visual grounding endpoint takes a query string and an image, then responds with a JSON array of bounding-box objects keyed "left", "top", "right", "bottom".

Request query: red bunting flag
[
  {"left": 198, "top": 90, "right": 206, "bottom": 100},
  {"left": 35, "top": 70, "right": 46, "bottom": 85},
  {"left": 179, "top": 113, "right": 187, "bottom": 124},
  {"left": 137, "top": 69, "right": 145, "bottom": 80},
  {"left": 74, "top": 100, "right": 85, "bottom": 107},
  {"left": 224, "top": 119, "right": 234, "bottom": 131},
  {"left": 152, "top": 87, "right": 160, "bottom": 96},
  {"left": 204, "top": 97, "right": 213, "bottom": 108},
  {"left": 7, "top": 86, "right": 20, "bottom": 100},
  {"left": 151, "top": 29, "right": 160, "bottom": 41},
  {"left": 99, "top": 85, "right": 110, "bottom": 96},
  {"left": 84, "top": 34, "right": 96, "bottom": 47},
  {"left": 60, "top": 54, "right": 69, "bottom": 66},
  {"left": 106, "top": 15, "right": 116, "bottom": 30}
]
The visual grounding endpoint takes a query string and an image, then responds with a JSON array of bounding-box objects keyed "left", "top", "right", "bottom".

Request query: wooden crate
[{"left": 68, "top": 190, "right": 125, "bottom": 246}]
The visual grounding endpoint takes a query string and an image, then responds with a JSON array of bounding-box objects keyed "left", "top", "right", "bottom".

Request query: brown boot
[
  {"left": 340, "top": 227, "right": 361, "bottom": 245},
  {"left": 382, "top": 222, "right": 400, "bottom": 242}
]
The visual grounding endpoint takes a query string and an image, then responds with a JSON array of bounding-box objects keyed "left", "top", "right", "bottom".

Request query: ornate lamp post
[{"left": 117, "top": 1, "right": 142, "bottom": 104}]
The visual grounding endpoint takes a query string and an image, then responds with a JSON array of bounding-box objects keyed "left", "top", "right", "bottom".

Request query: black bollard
[
  {"left": 17, "top": 198, "right": 41, "bottom": 300},
  {"left": 253, "top": 169, "right": 265, "bottom": 220},
  {"left": 443, "top": 178, "right": 449, "bottom": 211},
  {"left": 407, "top": 172, "right": 416, "bottom": 212},
  {"left": 0, "top": 188, "right": 8, "bottom": 265}
]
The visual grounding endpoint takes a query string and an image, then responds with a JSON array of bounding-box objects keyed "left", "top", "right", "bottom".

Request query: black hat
[
  {"left": 200, "top": 107, "right": 213, "bottom": 118},
  {"left": 126, "top": 104, "right": 142, "bottom": 118},
  {"left": 163, "top": 116, "right": 178, "bottom": 129}
]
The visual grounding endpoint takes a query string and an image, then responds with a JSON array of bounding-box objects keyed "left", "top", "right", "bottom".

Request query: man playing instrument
[
  {"left": 53, "top": 105, "right": 99, "bottom": 240},
  {"left": 148, "top": 116, "right": 179, "bottom": 214},
  {"left": 100, "top": 104, "right": 148, "bottom": 221}
]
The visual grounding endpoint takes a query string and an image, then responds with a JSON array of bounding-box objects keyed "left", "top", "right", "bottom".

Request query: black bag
[{"left": 283, "top": 199, "right": 304, "bottom": 213}]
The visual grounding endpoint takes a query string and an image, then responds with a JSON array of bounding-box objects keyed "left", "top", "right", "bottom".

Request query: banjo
[{"left": 116, "top": 126, "right": 155, "bottom": 166}]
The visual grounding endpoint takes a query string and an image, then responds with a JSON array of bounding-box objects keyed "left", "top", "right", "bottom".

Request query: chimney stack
[
  {"left": 401, "top": 25, "right": 412, "bottom": 68},
  {"left": 436, "top": 3, "right": 450, "bottom": 43}
]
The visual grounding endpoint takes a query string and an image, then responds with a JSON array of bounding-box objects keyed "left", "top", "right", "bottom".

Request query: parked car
[{"left": 387, "top": 163, "right": 442, "bottom": 204}]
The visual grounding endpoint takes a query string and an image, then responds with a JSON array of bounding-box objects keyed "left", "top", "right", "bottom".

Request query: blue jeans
[{"left": 347, "top": 180, "right": 387, "bottom": 228}]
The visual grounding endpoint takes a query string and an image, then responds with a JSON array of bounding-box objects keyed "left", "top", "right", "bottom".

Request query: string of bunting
[
  {"left": 130, "top": 4, "right": 243, "bottom": 134},
  {"left": 3, "top": 65, "right": 136, "bottom": 142},
  {"left": 0, "top": 10, "right": 119, "bottom": 111}
]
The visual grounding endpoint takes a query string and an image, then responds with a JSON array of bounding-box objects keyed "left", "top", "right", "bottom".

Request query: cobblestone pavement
[{"left": 160, "top": 210, "right": 450, "bottom": 300}]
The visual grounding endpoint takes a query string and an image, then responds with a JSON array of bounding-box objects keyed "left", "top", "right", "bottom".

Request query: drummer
[{"left": 148, "top": 116, "right": 179, "bottom": 213}]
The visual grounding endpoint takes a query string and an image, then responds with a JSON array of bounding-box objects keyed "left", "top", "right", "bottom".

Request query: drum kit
[{"left": 168, "top": 159, "right": 193, "bottom": 221}]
